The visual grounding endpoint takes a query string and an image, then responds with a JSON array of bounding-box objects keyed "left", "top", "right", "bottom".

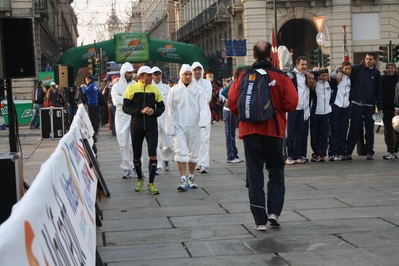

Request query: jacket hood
[
  {"left": 191, "top": 62, "right": 204, "bottom": 79},
  {"left": 119, "top": 62, "right": 134, "bottom": 83},
  {"left": 179, "top": 64, "right": 193, "bottom": 77},
  {"left": 278, "top": 45, "right": 293, "bottom": 71}
]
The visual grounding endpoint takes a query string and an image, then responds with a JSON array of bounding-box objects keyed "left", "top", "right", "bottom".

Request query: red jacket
[{"left": 228, "top": 60, "right": 298, "bottom": 139}]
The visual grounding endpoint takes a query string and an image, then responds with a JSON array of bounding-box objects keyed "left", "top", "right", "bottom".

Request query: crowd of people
[
  {"left": 28, "top": 45, "right": 399, "bottom": 231},
  {"left": 283, "top": 53, "right": 399, "bottom": 164}
]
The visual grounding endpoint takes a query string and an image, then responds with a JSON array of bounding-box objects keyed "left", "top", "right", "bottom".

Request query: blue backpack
[{"left": 237, "top": 67, "right": 275, "bottom": 122}]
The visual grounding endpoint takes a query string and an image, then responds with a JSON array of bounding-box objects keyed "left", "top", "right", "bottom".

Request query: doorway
[{"left": 278, "top": 19, "right": 318, "bottom": 69}]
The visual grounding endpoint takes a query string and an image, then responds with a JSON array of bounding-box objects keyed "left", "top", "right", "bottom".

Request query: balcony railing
[
  {"left": 178, "top": 0, "right": 231, "bottom": 40},
  {"left": 0, "top": 0, "right": 11, "bottom": 10},
  {"left": 33, "top": 0, "right": 47, "bottom": 11}
]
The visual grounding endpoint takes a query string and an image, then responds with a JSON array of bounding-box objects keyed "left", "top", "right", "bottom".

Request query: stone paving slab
[
  {"left": 284, "top": 187, "right": 388, "bottom": 201},
  {"left": 279, "top": 248, "right": 383, "bottom": 266},
  {"left": 263, "top": 218, "right": 395, "bottom": 237},
  {"left": 106, "top": 254, "right": 285, "bottom": 266},
  {"left": 337, "top": 195, "right": 399, "bottom": 207},
  {"left": 103, "top": 224, "right": 254, "bottom": 246},
  {"left": 97, "top": 243, "right": 189, "bottom": 263},
  {"left": 221, "top": 198, "right": 349, "bottom": 214},
  {"left": 169, "top": 212, "right": 307, "bottom": 228},
  {"left": 184, "top": 233, "right": 353, "bottom": 257},
  {"left": 102, "top": 204, "right": 227, "bottom": 220},
  {"left": 338, "top": 229, "right": 399, "bottom": 248},
  {"left": 296, "top": 205, "right": 399, "bottom": 221},
  {"left": 101, "top": 217, "right": 173, "bottom": 232}
]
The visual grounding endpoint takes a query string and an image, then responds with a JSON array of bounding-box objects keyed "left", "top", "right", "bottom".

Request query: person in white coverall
[
  {"left": 111, "top": 62, "right": 136, "bottom": 178},
  {"left": 191, "top": 62, "right": 213, "bottom": 174},
  {"left": 165, "top": 64, "right": 210, "bottom": 191},
  {"left": 152, "top": 66, "right": 174, "bottom": 174}
]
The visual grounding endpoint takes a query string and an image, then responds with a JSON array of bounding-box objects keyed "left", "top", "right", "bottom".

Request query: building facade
[
  {"left": 0, "top": 0, "right": 78, "bottom": 99},
  {"left": 139, "top": 0, "right": 399, "bottom": 80}
]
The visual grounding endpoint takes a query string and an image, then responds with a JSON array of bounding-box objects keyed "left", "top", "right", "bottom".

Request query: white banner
[{"left": 0, "top": 111, "right": 98, "bottom": 265}]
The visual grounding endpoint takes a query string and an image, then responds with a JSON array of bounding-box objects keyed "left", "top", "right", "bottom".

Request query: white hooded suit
[
  {"left": 152, "top": 67, "right": 174, "bottom": 168},
  {"left": 165, "top": 64, "right": 210, "bottom": 163},
  {"left": 191, "top": 62, "right": 213, "bottom": 169},
  {"left": 111, "top": 62, "right": 136, "bottom": 172}
]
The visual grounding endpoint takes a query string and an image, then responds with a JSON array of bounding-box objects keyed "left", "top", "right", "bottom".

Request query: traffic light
[
  {"left": 310, "top": 48, "right": 320, "bottom": 65},
  {"left": 94, "top": 57, "right": 100, "bottom": 76},
  {"left": 87, "top": 57, "right": 93, "bottom": 74},
  {"left": 393, "top": 45, "right": 399, "bottom": 62},
  {"left": 322, "top": 54, "right": 330, "bottom": 67},
  {"left": 101, "top": 55, "right": 108, "bottom": 73},
  {"left": 379, "top": 45, "right": 388, "bottom": 62}
]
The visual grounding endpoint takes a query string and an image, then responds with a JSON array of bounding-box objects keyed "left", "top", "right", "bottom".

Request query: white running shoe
[
  {"left": 285, "top": 157, "right": 295, "bottom": 165},
  {"left": 177, "top": 179, "right": 189, "bottom": 191},
  {"left": 227, "top": 158, "right": 242, "bottom": 163},
  {"left": 268, "top": 214, "right": 280, "bottom": 226},
  {"left": 188, "top": 177, "right": 198, "bottom": 189},
  {"left": 200, "top": 166, "right": 207, "bottom": 174},
  {"left": 253, "top": 225, "right": 267, "bottom": 231},
  {"left": 383, "top": 152, "right": 394, "bottom": 160},
  {"left": 155, "top": 168, "right": 161, "bottom": 175},
  {"left": 122, "top": 170, "right": 131, "bottom": 179},
  {"left": 164, "top": 161, "right": 170, "bottom": 171}
]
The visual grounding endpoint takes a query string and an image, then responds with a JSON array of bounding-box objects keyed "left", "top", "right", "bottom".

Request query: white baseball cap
[
  {"left": 137, "top": 66, "right": 155, "bottom": 76},
  {"left": 152, "top": 66, "right": 162, "bottom": 73},
  {"left": 50, "top": 82, "right": 56, "bottom": 86}
]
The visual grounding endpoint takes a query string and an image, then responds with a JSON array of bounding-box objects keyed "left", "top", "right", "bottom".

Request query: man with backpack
[{"left": 228, "top": 41, "right": 298, "bottom": 231}]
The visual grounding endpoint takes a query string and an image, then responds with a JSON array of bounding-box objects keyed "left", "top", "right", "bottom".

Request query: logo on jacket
[{"left": 248, "top": 74, "right": 256, "bottom": 81}]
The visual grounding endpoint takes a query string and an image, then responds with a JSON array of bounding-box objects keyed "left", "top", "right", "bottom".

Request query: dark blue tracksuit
[
  {"left": 346, "top": 64, "right": 383, "bottom": 156},
  {"left": 310, "top": 80, "right": 332, "bottom": 157},
  {"left": 329, "top": 76, "right": 351, "bottom": 157}
]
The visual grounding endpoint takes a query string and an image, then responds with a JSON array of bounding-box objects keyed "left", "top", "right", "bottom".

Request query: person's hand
[
  {"left": 379, "top": 110, "right": 383, "bottom": 114},
  {"left": 141, "top": 107, "right": 148, "bottom": 114},
  {"left": 145, "top": 107, "right": 154, "bottom": 116}
]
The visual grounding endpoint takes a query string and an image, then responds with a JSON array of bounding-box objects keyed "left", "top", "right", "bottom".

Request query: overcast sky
[{"left": 72, "top": 0, "right": 136, "bottom": 46}]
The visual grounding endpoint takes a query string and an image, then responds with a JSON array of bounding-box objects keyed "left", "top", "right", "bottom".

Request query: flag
[
  {"left": 343, "top": 24, "right": 350, "bottom": 62},
  {"left": 271, "top": 28, "right": 280, "bottom": 68}
]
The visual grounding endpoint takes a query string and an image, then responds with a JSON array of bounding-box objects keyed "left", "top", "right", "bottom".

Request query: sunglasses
[{"left": 153, "top": 72, "right": 162, "bottom": 76}]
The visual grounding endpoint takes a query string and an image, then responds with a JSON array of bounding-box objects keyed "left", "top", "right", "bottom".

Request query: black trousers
[
  {"left": 88, "top": 105, "right": 98, "bottom": 134},
  {"left": 243, "top": 134, "right": 285, "bottom": 226},
  {"left": 383, "top": 109, "right": 399, "bottom": 154}
]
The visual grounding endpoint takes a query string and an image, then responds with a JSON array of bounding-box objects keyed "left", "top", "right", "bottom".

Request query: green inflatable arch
[{"left": 58, "top": 32, "right": 209, "bottom": 78}]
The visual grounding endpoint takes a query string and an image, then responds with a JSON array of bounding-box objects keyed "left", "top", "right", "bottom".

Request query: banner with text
[{"left": 0, "top": 111, "right": 98, "bottom": 265}]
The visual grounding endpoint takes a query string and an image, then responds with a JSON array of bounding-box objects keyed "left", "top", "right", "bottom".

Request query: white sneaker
[
  {"left": 334, "top": 155, "right": 344, "bottom": 161},
  {"left": 200, "top": 166, "right": 207, "bottom": 173},
  {"left": 227, "top": 158, "right": 242, "bottom": 163},
  {"left": 295, "top": 157, "right": 307, "bottom": 164},
  {"left": 177, "top": 179, "right": 189, "bottom": 191},
  {"left": 122, "top": 170, "right": 131, "bottom": 179},
  {"left": 132, "top": 168, "right": 137, "bottom": 177},
  {"left": 188, "top": 177, "right": 198, "bottom": 189},
  {"left": 285, "top": 157, "right": 295, "bottom": 165},
  {"left": 383, "top": 152, "right": 394, "bottom": 160},
  {"left": 155, "top": 168, "right": 161, "bottom": 175},
  {"left": 268, "top": 214, "right": 280, "bottom": 226},
  {"left": 164, "top": 161, "right": 170, "bottom": 171},
  {"left": 253, "top": 225, "right": 267, "bottom": 231}
]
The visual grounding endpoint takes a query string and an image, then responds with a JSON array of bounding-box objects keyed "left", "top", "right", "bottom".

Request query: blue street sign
[{"left": 316, "top": 32, "right": 325, "bottom": 46}]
